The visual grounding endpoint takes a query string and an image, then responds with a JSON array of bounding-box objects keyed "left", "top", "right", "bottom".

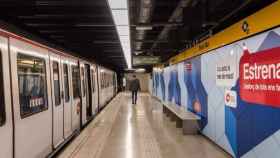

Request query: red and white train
[{"left": 0, "top": 28, "right": 118, "bottom": 158}]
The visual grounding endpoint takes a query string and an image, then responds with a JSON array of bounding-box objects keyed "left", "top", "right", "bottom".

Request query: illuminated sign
[
  {"left": 133, "top": 56, "right": 160, "bottom": 66},
  {"left": 240, "top": 47, "right": 280, "bottom": 108}
]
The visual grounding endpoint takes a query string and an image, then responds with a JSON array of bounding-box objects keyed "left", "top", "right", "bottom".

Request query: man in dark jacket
[{"left": 129, "top": 75, "right": 141, "bottom": 104}]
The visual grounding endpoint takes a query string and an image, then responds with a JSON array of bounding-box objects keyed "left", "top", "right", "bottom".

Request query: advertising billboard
[{"left": 152, "top": 28, "right": 280, "bottom": 158}]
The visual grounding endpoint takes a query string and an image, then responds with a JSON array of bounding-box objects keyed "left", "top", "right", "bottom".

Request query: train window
[
  {"left": 17, "top": 53, "right": 48, "bottom": 118},
  {"left": 99, "top": 73, "right": 101, "bottom": 89},
  {"left": 102, "top": 73, "right": 104, "bottom": 89},
  {"left": 101, "top": 73, "right": 104, "bottom": 89},
  {"left": 103, "top": 73, "right": 105, "bottom": 88},
  {"left": 105, "top": 74, "right": 107, "bottom": 88},
  {"left": 63, "top": 64, "right": 70, "bottom": 102},
  {"left": 103, "top": 73, "right": 105, "bottom": 89},
  {"left": 104, "top": 73, "right": 106, "bottom": 88},
  {"left": 0, "top": 50, "right": 6, "bottom": 126},
  {"left": 81, "top": 67, "right": 86, "bottom": 97},
  {"left": 107, "top": 74, "right": 109, "bottom": 87},
  {"left": 106, "top": 74, "right": 108, "bottom": 87},
  {"left": 91, "top": 70, "right": 95, "bottom": 93},
  {"left": 53, "top": 61, "right": 61, "bottom": 106},
  {"left": 104, "top": 73, "right": 107, "bottom": 88},
  {"left": 72, "top": 65, "right": 80, "bottom": 98}
]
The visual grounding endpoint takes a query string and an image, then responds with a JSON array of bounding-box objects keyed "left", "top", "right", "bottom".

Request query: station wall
[{"left": 152, "top": 27, "right": 280, "bottom": 158}]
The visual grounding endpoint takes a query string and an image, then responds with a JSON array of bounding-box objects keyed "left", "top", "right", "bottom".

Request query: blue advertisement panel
[
  {"left": 153, "top": 27, "right": 280, "bottom": 158},
  {"left": 168, "top": 65, "right": 181, "bottom": 105}
]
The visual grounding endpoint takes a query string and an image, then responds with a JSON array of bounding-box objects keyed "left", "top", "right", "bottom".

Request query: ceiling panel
[{"left": 0, "top": 0, "right": 127, "bottom": 72}]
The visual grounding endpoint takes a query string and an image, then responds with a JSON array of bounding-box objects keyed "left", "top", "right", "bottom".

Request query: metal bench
[{"left": 162, "top": 101, "right": 200, "bottom": 135}]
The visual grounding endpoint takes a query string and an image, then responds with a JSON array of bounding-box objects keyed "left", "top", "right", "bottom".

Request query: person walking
[
  {"left": 122, "top": 77, "right": 126, "bottom": 91},
  {"left": 129, "top": 75, "right": 141, "bottom": 104}
]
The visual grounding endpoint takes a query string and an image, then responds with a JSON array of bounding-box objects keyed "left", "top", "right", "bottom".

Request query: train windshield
[{"left": 17, "top": 53, "right": 48, "bottom": 118}]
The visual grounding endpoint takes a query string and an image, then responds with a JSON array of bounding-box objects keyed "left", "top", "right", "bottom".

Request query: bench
[{"left": 162, "top": 101, "right": 200, "bottom": 135}]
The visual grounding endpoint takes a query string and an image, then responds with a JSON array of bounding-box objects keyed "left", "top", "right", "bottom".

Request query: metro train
[{"left": 0, "top": 28, "right": 118, "bottom": 158}]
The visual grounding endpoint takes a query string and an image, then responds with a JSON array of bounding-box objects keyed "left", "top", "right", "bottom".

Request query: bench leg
[
  {"left": 182, "top": 120, "right": 199, "bottom": 135},
  {"left": 166, "top": 109, "right": 171, "bottom": 117},
  {"left": 170, "top": 113, "right": 177, "bottom": 122},
  {"left": 176, "top": 119, "right": 183, "bottom": 128},
  {"left": 162, "top": 106, "right": 167, "bottom": 114}
]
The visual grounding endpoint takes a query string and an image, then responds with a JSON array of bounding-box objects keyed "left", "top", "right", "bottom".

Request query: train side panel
[
  {"left": 97, "top": 66, "right": 115, "bottom": 108},
  {"left": 91, "top": 64, "right": 99, "bottom": 115},
  {"left": 61, "top": 57, "right": 73, "bottom": 139},
  {"left": 0, "top": 35, "right": 13, "bottom": 158},
  {"left": 69, "top": 59, "right": 81, "bottom": 131},
  {"left": 49, "top": 53, "right": 64, "bottom": 148},
  {"left": 79, "top": 62, "right": 87, "bottom": 126},
  {"left": 10, "top": 38, "right": 52, "bottom": 158}
]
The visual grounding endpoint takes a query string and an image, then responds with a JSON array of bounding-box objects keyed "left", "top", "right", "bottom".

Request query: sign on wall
[
  {"left": 240, "top": 47, "right": 280, "bottom": 108},
  {"left": 224, "top": 90, "right": 237, "bottom": 108},
  {"left": 216, "top": 60, "right": 237, "bottom": 87}
]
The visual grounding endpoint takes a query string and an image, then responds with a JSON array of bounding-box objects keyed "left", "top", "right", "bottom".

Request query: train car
[
  {"left": 98, "top": 66, "right": 116, "bottom": 109},
  {"left": 0, "top": 28, "right": 118, "bottom": 158},
  {"left": 79, "top": 60, "right": 100, "bottom": 126}
]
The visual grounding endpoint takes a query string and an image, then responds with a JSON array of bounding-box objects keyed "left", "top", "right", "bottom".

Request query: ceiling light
[
  {"left": 107, "top": 0, "right": 127, "bottom": 9},
  {"left": 116, "top": 26, "right": 129, "bottom": 36},
  {"left": 111, "top": 10, "right": 129, "bottom": 25},
  {"left": 143, "top": 0, "right": 152, "bottom": 5},
  {"left": 136, "top": 26, "right": 153, "bottom": 31},
  {"left": 107, "top": 0, "right": 131, "bottom": 68},
  {"left": 134, "top": 51, "right": 143, "bottom": 55},
  {"left": 135, "top": 68, "right": 146, "bottom": 73}
]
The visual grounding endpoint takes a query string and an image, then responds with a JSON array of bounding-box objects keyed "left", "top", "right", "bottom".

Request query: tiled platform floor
[{"left": 58, "top": 92, "right": 231, "bottom": 158}]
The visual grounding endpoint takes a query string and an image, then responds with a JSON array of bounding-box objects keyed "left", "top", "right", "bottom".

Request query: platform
[{"left": 58, "top": 92, "right": 231, "bottom": 158}]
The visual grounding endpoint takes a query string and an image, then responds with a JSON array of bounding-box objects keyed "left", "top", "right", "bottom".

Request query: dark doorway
[{"left": 85, "top": 64, "right": 92, "bottom": 119}]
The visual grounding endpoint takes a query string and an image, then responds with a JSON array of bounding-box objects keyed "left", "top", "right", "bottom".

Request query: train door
[
  {"left": 70, "top": 61, "right": 81, "bottom": 131},
  {"left": 49, "top": 54, "right": 64, "bottom": 148},
  {"left": 61, "top": 59, "right": 72, "bottom": 138},
  {"left": 79, "top": 63, "right": 86, "bottom": 125},
  {"left": 79, "top": 62, "right": 91, "bottom": 125},
  {"left": 85, "top": 64, "right": 92, "bottom": 120},
  {"left": 10, "top": 38, "right": 52, "bottom": 158},
  {"left": 0, "top": 36, "right": 13, "bottom": 158},
  {"left": 97, "top": 66, "right": 103, "bottom": 108},
  {"left": 91, "top": 65, "right": 98, "bottom": 115}
]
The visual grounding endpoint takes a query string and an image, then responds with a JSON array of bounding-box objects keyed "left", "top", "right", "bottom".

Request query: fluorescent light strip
[
  {"left": 107, "top": 0, "right": 127, "bottom": 9},
  {"left": 111, "top": 10, "right": 129, "bottom": 25},
  {"left": 116, "top": 26, "right": 130, "bottom": 36},
  {"left": 107, "top": 0, "right": 131, "bottom": 68}
]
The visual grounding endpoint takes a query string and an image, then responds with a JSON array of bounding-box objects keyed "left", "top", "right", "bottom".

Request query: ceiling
[
  {"left": 0, "top": 0, "right": 127, "bottom": 72},
  {"left": 129, "top": 0, "right": 276, "bottom": 70},
  {"left": 0, "top": 0, "right": 276, "bottom": 72}
]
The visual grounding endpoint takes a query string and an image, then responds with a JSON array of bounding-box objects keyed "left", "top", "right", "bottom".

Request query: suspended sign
[{"left": 133, "top": 56, "right": 160, "bottom": 66}]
